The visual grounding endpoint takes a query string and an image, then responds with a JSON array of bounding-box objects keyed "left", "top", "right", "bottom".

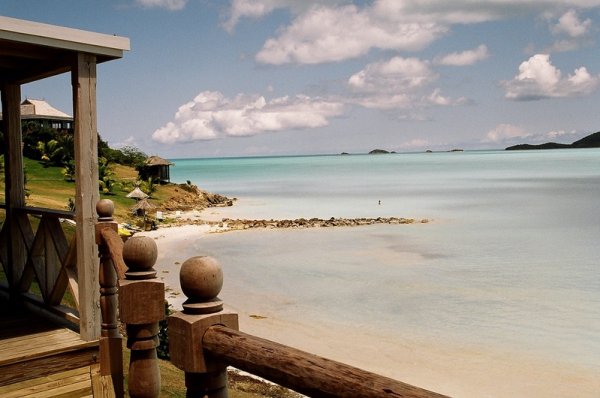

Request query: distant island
[
  {"left": 369, "top": 149, "right": 397, "bottom": 154},
  {"left": 506, "top": 131, "right": 600, "bottom": 150}
]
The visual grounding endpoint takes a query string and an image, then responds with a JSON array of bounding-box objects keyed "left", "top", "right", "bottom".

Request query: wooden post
[
  {"left": 118, "top": 236, "right": 164, "bottom": 398},
  {"left": 169, "top": 256, "right": 239, "bottom": 398},
  {"left": 0, "top": 83, "right": 28, "bottom": 296},
  {"left": 95, "top": 199, "right": 124, "bottom": 397},
  {"left": 72, "top": 52, "right": 100, "bottom": 341}
]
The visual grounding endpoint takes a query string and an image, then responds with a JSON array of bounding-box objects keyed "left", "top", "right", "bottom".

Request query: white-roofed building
[
  {"left": 0, "top": 98, "right": 73, "bottom": 130},
  {"left": 20, "top": 98, "right": 73, "bottom": 130}
]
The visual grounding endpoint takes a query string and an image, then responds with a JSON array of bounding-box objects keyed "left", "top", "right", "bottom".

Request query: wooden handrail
[
  {"left": 14, "top": 206, "right": 75, "bottom": 220},
  {"left": 168, "top": 257, "right": 449, "bottom": 398},
  {"left": 203, "top": 325, "right": 447, "bottom": 398}
]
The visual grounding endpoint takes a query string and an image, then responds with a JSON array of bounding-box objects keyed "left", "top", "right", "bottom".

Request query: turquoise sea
[{"left": 168, "top": 149, "right": 600, "bottom": 396}]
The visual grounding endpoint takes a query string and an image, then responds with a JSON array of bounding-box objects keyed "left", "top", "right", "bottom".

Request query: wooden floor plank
[
  {"left": 0, "top": 366, "right": 90, "bottom": 394},
  {"left": 0, "top": 313, "right": 99, "bottom": 390},
  {"left": 0, "top": 338, "right": 94, "bottom": 365},
  {"left": 0, "top": 369, "right": 91, "bottom": 398},
  {"left": 25, "top": 379, "right": 92, "bottom": 398}
]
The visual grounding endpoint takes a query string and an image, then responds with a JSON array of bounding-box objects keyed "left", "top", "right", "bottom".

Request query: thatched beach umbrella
[
  {"left": 126, "top": 186, "right": 149, "bottom": 200},
  {"left": 131, "top": 198, "right": 156, "bottom": 221}
]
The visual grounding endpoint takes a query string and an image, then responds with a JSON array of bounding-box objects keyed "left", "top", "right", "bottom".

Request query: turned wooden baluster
[
  {"left": 169, "top": 256, "right": 239, "bottom": 398},
  {"left": 119, "top": 236, "right": 165, "bottom": 398},
  {"left": 95, "top": 199, "right": 124, "bottom": 397}
]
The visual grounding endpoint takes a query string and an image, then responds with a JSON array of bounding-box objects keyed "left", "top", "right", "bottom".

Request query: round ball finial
[
  {"left": 180, "top": 256, "right": 224, "bottom": 313},
  {"left": 96, "top": 199, "right": 114, "bottom": 219},
  {"left": 123, "top": 236, "right": 158, "bottom": 275}
]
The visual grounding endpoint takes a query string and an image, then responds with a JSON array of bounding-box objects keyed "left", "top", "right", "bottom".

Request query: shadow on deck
[{"left": 0, "top": 308, "right": 100, "bottom": 397}]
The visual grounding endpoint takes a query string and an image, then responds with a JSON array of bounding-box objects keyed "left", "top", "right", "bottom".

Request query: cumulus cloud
[
  {"left": 255, "top": 4, "right": 448, "bottom": 64},
  {"left": 348, "top": 57, "right": 437, "bottom": 93},
  {"left": 503, "top": 54, "right": 599, "bottom": 100},
  {"left": 222, "top": 0, "right": 335, "bottom": 33},
  {"left": 223, "top": 1, "right": 600, "bottom": 65},
  {"left": 135, "top": 0, "right": 187, "bottom": 10},
  {"left": 434, "top": 44, "right": 489, "bottom": 66},
  {"left": 552, "top": 9, "right": 591, "bottom": 37},
  {"left": 485, "top": 124, "right": 529, "bottom": 143},
  {"left": 546, "top": 9, "right": 593, "bottom": 52},
  {"left": 152, "top": 91, "right": 344, "bottom": 144},
  {"left": 484, "top": 124, "right": 582, "bottom": 144},
  {"left": 346, "top": 56, "right": 465, "bottom": 110}
]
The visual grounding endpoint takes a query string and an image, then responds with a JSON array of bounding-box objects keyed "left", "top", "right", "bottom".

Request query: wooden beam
[{"left": 72, "top": 53, "right": 100, "bottom": 341}]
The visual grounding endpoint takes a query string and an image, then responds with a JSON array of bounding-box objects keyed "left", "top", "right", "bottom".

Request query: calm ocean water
[{"left": 169, "top": 150, "right": 600, "bottom": 379}]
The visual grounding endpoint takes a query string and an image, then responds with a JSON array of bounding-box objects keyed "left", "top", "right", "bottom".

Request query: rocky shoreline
[{"left": 163, "top": 215, "right": 430, "bottom": 232}]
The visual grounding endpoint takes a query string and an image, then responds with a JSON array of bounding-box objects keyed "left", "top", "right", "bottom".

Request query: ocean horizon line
[{"left": 167, "top": 147, "right": 509, "bottom": 162}]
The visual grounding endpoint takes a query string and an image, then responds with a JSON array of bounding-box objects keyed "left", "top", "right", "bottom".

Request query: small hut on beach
[{"left": 139, "top": 155, "right": 173, "bottom": 184}]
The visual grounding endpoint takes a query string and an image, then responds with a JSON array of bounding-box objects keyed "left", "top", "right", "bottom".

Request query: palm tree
[{"left": 98, "top": 157, "right": 119, "bottom": 195}]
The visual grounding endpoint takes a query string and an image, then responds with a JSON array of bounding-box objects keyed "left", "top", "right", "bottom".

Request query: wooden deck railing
[
  {"left": 93, "top": 199, "right": 448, "bottom": 398},
  {"left": 168, "top": 257, "right": 449, "bottom": 398},
  {"left": 0, "top": 204, "right": 79, "bottom": 324},
  {"left": 95, "top": 199, "right": 164, "bottom": 397}
]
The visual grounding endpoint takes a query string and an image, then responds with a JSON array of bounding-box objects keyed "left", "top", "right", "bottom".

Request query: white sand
[{"left": 139, "top": 221, "right": 600, "bottom": 398}]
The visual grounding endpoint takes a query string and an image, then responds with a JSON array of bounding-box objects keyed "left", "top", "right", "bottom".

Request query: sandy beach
[{"left": 138, "top": 210, "right": 600, "bottom": 398}]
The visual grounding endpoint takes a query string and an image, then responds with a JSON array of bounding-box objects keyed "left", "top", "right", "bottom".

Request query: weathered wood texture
[
  {"left": 203, "top": 326, "right": 449, "bottom": 398},
  {"left": 117, "top": 235, "right": 164, "bottom": 398},
  {"left": 0, "top": 314, "right": 99, "bottom": 387},
  {"left": 0, "top": 207, "right": 79, "bottom": 321},
  {"left": 72, "top": 52, "right": 100, "bottom": 341},
  {"left": 0, "top": 365, "right": 95, "bottom": 398},
  {"left": 0, "top": 83, "right": 27, "bottom": 289},
  {"left": 95, "top": 204, "right": 124, "bottom": 397}
]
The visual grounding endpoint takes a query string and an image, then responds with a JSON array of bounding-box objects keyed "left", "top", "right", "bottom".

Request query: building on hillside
[
  {"left": 0, "top": 98, "right": 73, "bottom": 130},
  {"left": 139, "top": 155, "right": 173, "bottom": 184}
]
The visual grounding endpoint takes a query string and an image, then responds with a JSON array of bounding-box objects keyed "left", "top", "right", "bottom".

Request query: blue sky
[{"left": 3, "top": 0, "right": 600, "bottom": 158}]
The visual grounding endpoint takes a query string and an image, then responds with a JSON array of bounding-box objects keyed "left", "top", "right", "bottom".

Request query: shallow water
[{"left": 169, "top": 149, "right": 600, "bottom": 395}]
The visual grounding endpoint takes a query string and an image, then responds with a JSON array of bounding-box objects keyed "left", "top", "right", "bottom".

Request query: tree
[
  {"left": 36, "top": 139, "right": 62, "bottom": 166},
  {"left": 62, "top": 160, "right": 75, "bottom": 182},
  {"left": 98, "top": 157, "right": 119, "bottom": 195}
]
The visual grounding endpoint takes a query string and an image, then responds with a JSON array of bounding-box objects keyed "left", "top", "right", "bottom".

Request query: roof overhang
[{"left": 0, "top": 15, "right": 130, "bottom": 85}]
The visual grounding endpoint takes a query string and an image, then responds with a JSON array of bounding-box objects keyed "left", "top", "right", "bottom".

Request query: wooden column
[
  {"left": 119, "top": 236, "right": 164, "bottom": 398},
  {"left": 1, "top": 83, "right": 27, "bottom": 293},
  {"left": 72, "top": 53, "right": 100, "bottom": 341},
  {"left": 168, "top": 256, "right": 239, "bottom": 398},
  {"left": 95, "top": 199, "right": 124, "bottom": 397}
]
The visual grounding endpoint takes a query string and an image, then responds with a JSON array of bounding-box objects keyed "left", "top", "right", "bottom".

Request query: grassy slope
[{"left": 0, "top": 158, "right": 183, "bottom": 223}]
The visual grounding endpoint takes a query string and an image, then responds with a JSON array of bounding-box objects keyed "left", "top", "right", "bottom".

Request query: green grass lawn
[{"left": 0, "top": 158, "right": 173, "bottom": 223}]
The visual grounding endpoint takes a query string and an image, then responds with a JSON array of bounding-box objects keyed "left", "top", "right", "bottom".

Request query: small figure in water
[{"left": 378, "top": 200, "right": 381, "bottom": 205}]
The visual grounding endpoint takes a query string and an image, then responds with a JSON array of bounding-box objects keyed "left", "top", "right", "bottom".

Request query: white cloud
[
  {"left": 552, "top": 9, "right": 591, "bottom": 37},
  {"left": 434, "top": 45, "right": 489, "bottom": 66},
  {"left": 222, "top": 0, "right": 335, "bottom": 33},
  {"left": 112, "top": 135, "right": 138, "bottom": 148},
  {"left": 135, "top": 0, "right": 187, "bottom": 11},
  {"left": 398, "top": 138, "right": 430, "bottom": 149},
  {"left": 255, "top": 4, "right": 448, "bottom": 64},
  {"left": 348, "top": 57, "right": 436, "bottom": 94},
  {"left": 227, "top": 1, "right": 600, "bottom": 65},
  {"left": 546, "top": 9, "right": 593, "bottom": 52},
  {"left": 503, "top": 54, "right": 599, "bottom": 100},
  {"left": 346, "top": 56, "right": 465, "bottom": 110},
  {"left": 484, "top": 124, "right": 582, "bottom": 144},
  {"left": 152, "top": 91, "right": 344, "bottom": 144},
  {"left": 485, "top": 124, "right": 529, "bottom": 142}
]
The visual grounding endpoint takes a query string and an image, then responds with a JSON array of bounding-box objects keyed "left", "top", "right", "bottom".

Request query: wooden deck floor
[{"left": 0, "top": 312, "right": 100, "bottom": 397}]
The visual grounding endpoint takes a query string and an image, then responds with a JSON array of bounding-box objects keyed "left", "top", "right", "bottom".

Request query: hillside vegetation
[{"left": 506, "top": 131, "right": 600, "bottom": 150}]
